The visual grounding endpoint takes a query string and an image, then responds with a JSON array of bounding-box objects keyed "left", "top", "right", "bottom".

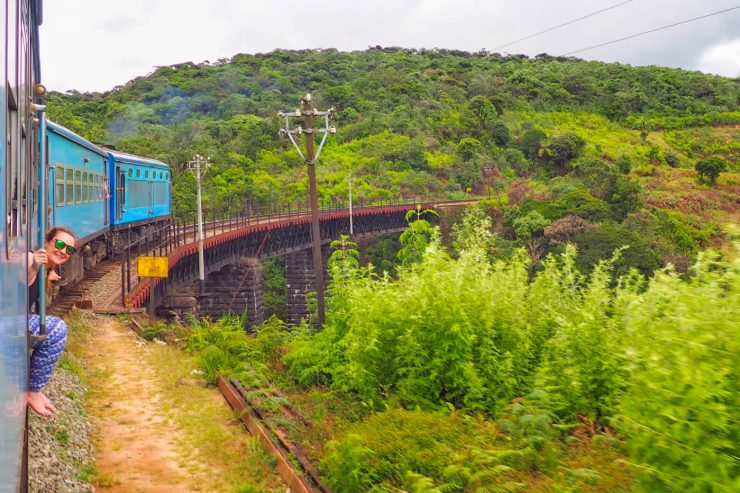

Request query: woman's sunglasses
[{"left": 54, "top": 239, "right": 76, "bottom": 255}]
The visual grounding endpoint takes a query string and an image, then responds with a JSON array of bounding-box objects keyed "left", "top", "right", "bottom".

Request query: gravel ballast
[{"left": 28, "top": 351, "right": 96, "bottom": 493}]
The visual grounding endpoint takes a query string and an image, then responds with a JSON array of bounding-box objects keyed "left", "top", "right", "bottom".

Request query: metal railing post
[
  {"left": 120, "top": 240, "right": 126, "bottom": 307},
  {"left": 127, "top": 229, "right": 132, "bottom": 296}
]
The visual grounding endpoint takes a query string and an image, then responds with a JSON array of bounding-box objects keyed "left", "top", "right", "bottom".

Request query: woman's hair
[{"left": 45, "top": 226, "right": 77, "bottom": 243}]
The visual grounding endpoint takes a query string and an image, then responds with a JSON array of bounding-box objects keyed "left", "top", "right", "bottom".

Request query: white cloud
[
  {"left": 40, "top": 0, "right": 740, "bottom": 93},
  {"left": 698, "top": 37, "right": 740, "bottom": 77}
]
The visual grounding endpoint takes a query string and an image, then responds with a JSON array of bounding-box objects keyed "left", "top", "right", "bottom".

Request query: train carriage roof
[
  {"left": 107, "top": 150, "right": 170, "bottom": 170},
  {"left": 47, "top": 120, "right": 108, "bottom": 157}
]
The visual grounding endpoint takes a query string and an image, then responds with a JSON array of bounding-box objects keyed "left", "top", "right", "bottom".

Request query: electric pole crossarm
[{"left": 277, "top": 94, "right": 337, "bottom": 327}]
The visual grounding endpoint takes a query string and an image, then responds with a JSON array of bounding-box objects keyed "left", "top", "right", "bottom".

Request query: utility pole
[
  {"left": 348, "top": 173, "right": 354, "bottom": 237},
  {"left": 187, "top": 154, "right": 211, "bottom": 287},
  {"left": 279, "top": 94, "right": 335, "bottom": 326}
]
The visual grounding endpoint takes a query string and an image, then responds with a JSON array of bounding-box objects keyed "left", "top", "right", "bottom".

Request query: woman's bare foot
[{"left": 27, "top": 391, "right": 56, "bottom": 416}]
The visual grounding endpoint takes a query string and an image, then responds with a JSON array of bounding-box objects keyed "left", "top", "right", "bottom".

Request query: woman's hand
[
  {"left": 31, "top": 249, "right": 49, "bottom": 271},
  {"left": 48, "top": 270, "right": 61, "bottom": 282}
]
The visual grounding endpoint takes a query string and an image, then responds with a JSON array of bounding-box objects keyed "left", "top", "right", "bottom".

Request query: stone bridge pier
[
  {"left": 166, "top": 245, "right": 331, "bottom": 330},
  {"left": 285, "top": 245, "right": 330, "bottom": 327},
  {"left": 196, "top": 258, "right": 265, "bottom": 329}
]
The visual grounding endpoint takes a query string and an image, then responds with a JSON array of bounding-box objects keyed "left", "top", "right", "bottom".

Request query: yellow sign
[{"left": 138, "top": 256, "right": 169, "bottom": 278}]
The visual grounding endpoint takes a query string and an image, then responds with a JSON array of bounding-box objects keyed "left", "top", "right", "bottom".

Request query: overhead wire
[
  {"left": 562, "top": 4, "right": 740, "bottom": 55},
  {"left": 491, "top": 0, "right": 634, "bottom": 51}
]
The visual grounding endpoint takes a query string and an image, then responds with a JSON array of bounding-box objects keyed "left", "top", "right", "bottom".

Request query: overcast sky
[{"left": 41, "top": 0, "right": 740, "bottom": 93}]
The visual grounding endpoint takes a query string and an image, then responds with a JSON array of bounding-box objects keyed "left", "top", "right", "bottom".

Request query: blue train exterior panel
[
  {"left": 108, "top": 151, "right": 171, "bottom": 230},
  {"left": 47, "top": 121, "right": 109, "bottom": 244},
  {"left": 1, "top": 0, "right": 43, "bottom": 490}
]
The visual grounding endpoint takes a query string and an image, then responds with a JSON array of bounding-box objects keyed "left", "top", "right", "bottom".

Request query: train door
[
  {"left": 148, "top": 178, "right": 153, "bottom": 215},
  {"left": 115, "top": 167, "right": 125, "bottom": 221},
  {"left": 103, "top": 160, "right": 109, "bottom": 226}
]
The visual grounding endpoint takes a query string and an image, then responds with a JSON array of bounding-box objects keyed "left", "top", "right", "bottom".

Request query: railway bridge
[{"left": 117, "top": 199, "right": 469, "bottom": 328}]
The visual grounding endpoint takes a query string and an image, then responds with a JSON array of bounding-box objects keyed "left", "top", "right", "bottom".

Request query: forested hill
[{"left": 47, "top": 48, "right": 738, "bottom": 271}]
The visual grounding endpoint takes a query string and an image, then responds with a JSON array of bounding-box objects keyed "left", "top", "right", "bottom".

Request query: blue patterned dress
[{"left": 28, "top": 274, "right": 68, "bottom": 392}]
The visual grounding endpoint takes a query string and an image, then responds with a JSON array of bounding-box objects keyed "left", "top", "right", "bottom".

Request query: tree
[
  {"left": 468, "top": 96, "right": 499, "bottom": 127},
  {"left": 512, "top": 210, "right": 551, "bottom": 270},
  {"left": 547, "top": 133, "right": 586, "bottom": 172},
  {"left": 397, "top": 207, "right": 439, "bottom": 266},
  {"left": 457, "top": 137, "right": 482, "bottom": 160},
  {"left": 489, "top": 120, "right": 511, "bottom": 147},
  {"left": 328, "top": 235, "right": 360, "bottom": 281},
  {"left": 519, "top": 128, "right": 547, "bottom": 160},
  {"left": 694, "top": 157, "right": 727, "bottom": 185}
]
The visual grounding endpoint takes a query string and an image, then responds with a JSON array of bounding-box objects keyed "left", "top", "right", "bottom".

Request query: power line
[
  {"left": 492, "top": 0, "right": 634, "bottom": 51},
  {"left": 563, "top": 5, "right": 740, "bottom": 56}
]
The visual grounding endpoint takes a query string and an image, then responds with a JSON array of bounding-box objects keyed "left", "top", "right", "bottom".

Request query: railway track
[
  {"left": 49, "top": 259, "right": 122, "bottom": 317},
  {"left": 218, "top": 376, "right": 332, "bottom": 493}
]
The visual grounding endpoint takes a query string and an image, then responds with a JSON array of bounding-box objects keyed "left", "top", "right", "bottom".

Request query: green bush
[
  {"left": 286, "top": 229, "right": 638, "bottom": 418},
  {"left": 322, "top": 408, "right": 527, "bottom": 492},
  {"left": 616, "top": 251, "right": 739, "bottom": 492},
  {"left": 573, "top": 224, "right": 661, "bottom": 277}
]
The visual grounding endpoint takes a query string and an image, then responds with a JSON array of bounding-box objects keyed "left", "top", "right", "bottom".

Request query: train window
[
  {"left": 144, "top": 170, "right": 149, "bottom": 179},
  {"left": 75, "top": 170, "right": 82, "bottom": 204},
  {"left": 56, "top": 166, "right": 65, "bottom": 207},
  {"left": 88, "top": 173, "right": 94, "bottom": 203},
  {"left": 7, "top": 0, "right": 18, "bottom": 98},
  {"left": 81, "top": 171, "right": 88, "bottom": 203},
  {"left": 94, "top": 175, "right": 99, "bottom": 201},
  {"left": 66, "top": 168, "right": 74, "bottom": 205},
  {"left": 128, "top": 168, "right": 132, "bottom": 177},
  {"left": 159, "top": 171, "right": 163, "bottom": 179},
  {"left": 136, "top": 169, "right": 140, "bottom": 178}
]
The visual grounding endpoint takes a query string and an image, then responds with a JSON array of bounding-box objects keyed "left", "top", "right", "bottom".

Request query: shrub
[
  {"left": 322, "top": 408, "right": 526, "bottom": 492},
  {"left": 572, "top": 224, "right": 660, "bottom": 277},
  {"left": 616, "top": 251, "right": 739, "bottom": 492},
  {"left": 695, "top": 156, "right": 728, "bottom": 185},
  {"left": 664, "top": 152, "right": 680, "bottom": 168}
]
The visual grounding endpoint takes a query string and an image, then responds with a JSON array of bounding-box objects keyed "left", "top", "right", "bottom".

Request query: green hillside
[{"left": 46, "top": 48, "right": 739, "bottom": 270}]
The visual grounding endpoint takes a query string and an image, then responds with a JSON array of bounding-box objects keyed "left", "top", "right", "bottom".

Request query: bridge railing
[{"left": 119, "top": 194, "right": 465, "bottom": 307}]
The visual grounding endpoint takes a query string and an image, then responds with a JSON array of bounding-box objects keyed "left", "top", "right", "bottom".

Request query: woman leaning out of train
[{"left": 26, "top": 226, "right": 76, "bottom": 416}]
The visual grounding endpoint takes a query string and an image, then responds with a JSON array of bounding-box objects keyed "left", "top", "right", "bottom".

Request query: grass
[
  {"left": 54, "top": 429, "right": 70, "bottom": 446},
  {"left": 143, "top": 329, "right": 286, "bottom": 492},
  {"left": 64, "top": 312, "right": 286, "bottom": 492}
]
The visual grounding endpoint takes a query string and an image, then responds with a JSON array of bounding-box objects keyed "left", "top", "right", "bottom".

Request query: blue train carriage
[
  {"left": 47, "top": 121, "right": 109, "bottom": 285},
  {"left": 108, "top": 150, "right": 172, "bottom": 246},
  {"left": 1, "top": 0, "right": 43, "bottom": 491}
]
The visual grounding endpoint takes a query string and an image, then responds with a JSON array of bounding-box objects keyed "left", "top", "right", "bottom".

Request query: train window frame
[
  {"left": 7, "top": 0, "right": 18, "bottom": 105},
  {"left": 81, "top": 171, "right": 88, "bottom": 203},
  {"left": 144, "top": 170, "right": 149, "bottom": 179},
  {"left": 128, "top": 168, "right": 132, "bottom": 177},
  {"left": 75, "top": 169, "right": 82, "bottom": 205},
  {"left": 6, "top": 90, "right": 20, "bottom": 241},
  {"left": 55, "top": 165, "right": 65, "bottom": 207},
  {"left": 66, "top": 168, "right": 74, "bottom": 205},
  {"left": 88, "top": 172, "right": 93, "bottom": 203},
  {"left": 136, "top": 169, "right": 140, "bottom": 178}
]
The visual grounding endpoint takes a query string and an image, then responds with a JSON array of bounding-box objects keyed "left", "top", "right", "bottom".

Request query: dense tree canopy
[{"left": 46, "top": 48, "right": 738, "bottom": 271}]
